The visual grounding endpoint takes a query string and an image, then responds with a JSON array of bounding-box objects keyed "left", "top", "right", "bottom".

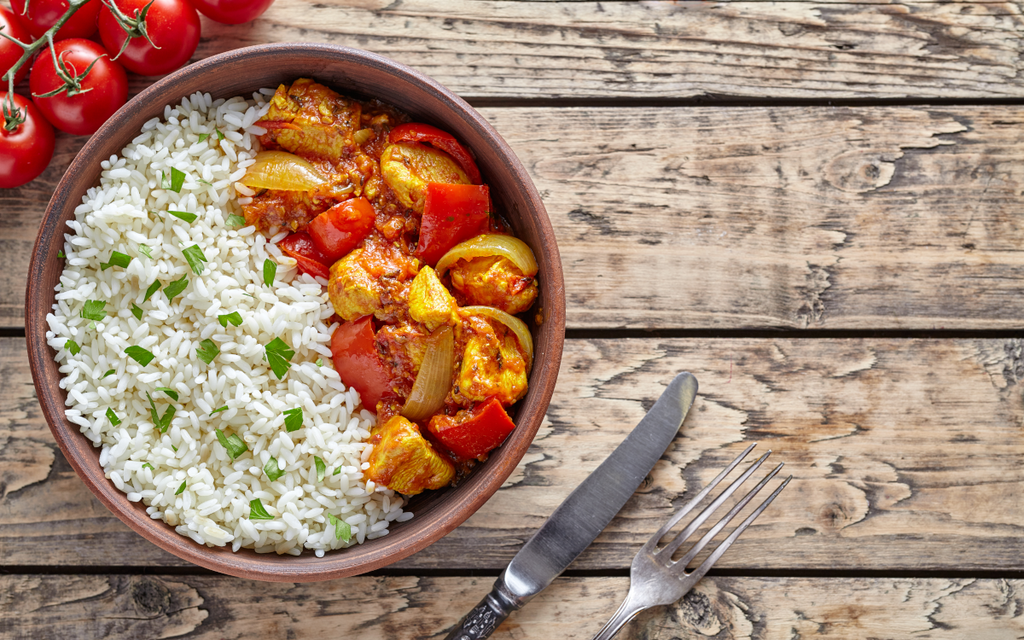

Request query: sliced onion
[
  {"left": 354, "top": 128, "right": 374, "bottom": 145},
  {"left": 435, "top": 234, "right": 539, "bottom": 278},
  {"left": 402, "top": 325, "right": 455, "bottom": 422},
  {"left": 239, "top": 150, "right": 327, "bottom": 191},
  {"left": 461, "top": 305, "right": 534, "bottom": 372}
]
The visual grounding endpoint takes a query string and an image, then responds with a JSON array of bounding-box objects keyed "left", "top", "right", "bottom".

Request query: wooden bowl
[{"left": 25, "top": 43, "right": 565, "bottom": 582}]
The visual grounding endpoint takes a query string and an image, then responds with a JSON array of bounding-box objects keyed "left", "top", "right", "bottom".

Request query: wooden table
[{"left": 4, "top": 1, "right": 1024, "bottom": 637}]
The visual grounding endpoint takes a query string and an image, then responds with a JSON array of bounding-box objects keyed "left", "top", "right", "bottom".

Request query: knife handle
[{"left": 443, "top": 580, "right": 521, "bottom": 640}]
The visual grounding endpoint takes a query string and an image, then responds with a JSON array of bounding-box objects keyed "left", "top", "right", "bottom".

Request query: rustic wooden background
[{"left": 4, "top": 0, "right": 1024, "bottom": 638}]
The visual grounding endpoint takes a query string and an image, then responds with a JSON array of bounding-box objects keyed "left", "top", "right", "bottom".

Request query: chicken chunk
[
  {"left": 454, "top": 313, "right": 529, "bottom": 406},
  {"left": 375, "top": 322, "right": 433, "bottom": 397},
  {"left": 365, "top": 415, "right": 455, "bottom": 495},
  {"left": 448, "top": 255, "right": 538, "bottom": 315},
  {"left": 328, "top": 249, "right": 383, "bottom": 321},
  {"left": 380, "top": 142, "right": 470, "bottom": 212},
  {"left": 258, "top": 78, "right": 361, "bottom": 162},
  {"left": 408, "top": 266, "right": 457, "bottom": 331}
]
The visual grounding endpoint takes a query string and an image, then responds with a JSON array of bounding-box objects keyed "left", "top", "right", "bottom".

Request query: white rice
[{"left": 44, "top": 90, "right": 412, "bottom": 556}]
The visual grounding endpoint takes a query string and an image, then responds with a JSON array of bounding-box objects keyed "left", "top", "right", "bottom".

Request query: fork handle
[
  {"left": 443, "top": 581, "right": 521, "bottom": 640},
  {"left": 591, "top": 593, "right": 646, "bottom": 640}
]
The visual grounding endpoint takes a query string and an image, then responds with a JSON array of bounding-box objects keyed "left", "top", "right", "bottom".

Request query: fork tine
[
  {"left": 654, "top": 450, "right": 772, "bottom": 562},
  {"left": 682, "top": 474, "right": 792, "bottom": 585},
  {"left": 643, "top": 443, "right": 757, "bottom": 553}
]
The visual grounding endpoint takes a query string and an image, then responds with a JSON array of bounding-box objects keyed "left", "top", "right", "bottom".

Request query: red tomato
[
  {"left": 427, "top": 397, "right": 516, "bottom": 459},
  {"left": 307, "top": 197, "right": 376, "bottom": 264},
  {"left": 190, "top": 0, "right": 275, "bottom": 24},
  {"left": 330, "top": 316, "right": 394, "bottom": 410},
  {"left": 278, "top": 232, "right": 331, "bottom": 280},
  {"left": 389, "top": 123, "right": 482, "bottom": 185},
  {"left": 417, "top": 183, "right": 490, "bottom": 265},
  {"left": 10, "top": 0, "right": 100, "bottom": 39},
  {"left": 30, "top": 39, "right": 127, "bottom": 135},
  {"left": 98, "top": 0, "right": 200, "bottom": 76},
  {"left": 0, "top": 7, "right": 32, "bottom": 86},
  {"left": 0, "top": 92, "right": 55, "bottom": 188}
]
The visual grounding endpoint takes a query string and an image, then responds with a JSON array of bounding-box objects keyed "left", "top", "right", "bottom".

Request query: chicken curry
[{"left": 239, "top": 79, "right": 539, "bottom": 496}]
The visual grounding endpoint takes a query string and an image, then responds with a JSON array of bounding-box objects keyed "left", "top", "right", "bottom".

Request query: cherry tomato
[
  {"left": 189, "top": 0, "right": 275, "bottom": 24},
  {"left": 10, "top": 0, "right": 100, "bottom": 40},
  {"left": 0, "top": 7, "right": 32, "bottom": 86},
  {"left": 307, "top": 197, "right": 376, "bottom": 264},
  {"left": 30, "top": 38, "right": 127, "bottom": 136},
  {"left": 98, "top": 0, "right": 200, "bottom": 77},
  {"left": 417, "top": 183, "right": 490, "bottom": 265},
  {"left": 278, "top": 231, "right": 332, "bottom": 280},
  {"left": 331, "top": 316, "right": 394, "bottom": 410},
  {"left": 427, "top": 397, "right": 516, "bottom": 460},
  {"left": 0, "top": 92, "right": 55, "bottom": 188},
  {"left": 389, "top": 123, "right": 482, "bottom": 185}
]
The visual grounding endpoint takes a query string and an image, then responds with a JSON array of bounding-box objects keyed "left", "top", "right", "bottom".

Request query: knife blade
[{"left": 443, "top": 371, "right": 699, "bottom": 640}]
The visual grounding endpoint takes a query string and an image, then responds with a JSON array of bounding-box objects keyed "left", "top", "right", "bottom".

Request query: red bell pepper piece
[
  {"left": 427, "top": 397, "right": 516, "bottom": 459},
  {"left": 278, "top": 232, "right": 332, "bottom": 280},
  {"left": 330, "top": 316, "right": 394, "bottom": 411},
  {"left": 416, "top": 183, "right": 490, "bottom": 265},
  {"left": 307, "top": 197, "right": 376, "bottom": 264},
  {"left": 388, "top": 122, "right": 483, "bottom": 185}
]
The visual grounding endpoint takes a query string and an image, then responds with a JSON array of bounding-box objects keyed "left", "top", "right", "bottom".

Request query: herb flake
[
  {"left": 125, "top": 345, "right": 155, "bottom": 366},
  {"left": 183, "top": 244, "right": 208, "bottom": 275},
  {"left": 65, "top": 339, "right": 81, "bottom": 355},
  {"left": 144, "top": 280, "right": 161, "bottom": 302},
  {"left": 164, "top": 275, "right": 189, "bottom": 300},
  {"left": 314, "top": 455, "right": 325, "bottom": 482},
  {"left": 264, "top": 337, "right": 295, "bottom": 380},
  {"left": 218, "top": 311, "right": 243, "bottom": 328},
  {"left": 328, "top": 513, "right": 351, "bottom": 542},
  {"left": 106, "top": 408, "right": 121, "bottom": 426},
  {"left": 146, "top": 392, "right": 176, "bottom": 433},
  {"left": 283, "top": 407, "right": 303, "bottom": 432},
  {"left": 102, "top": 369, "right": 115, "bottom": 378},
  {"left": 226, "top": 214, "right": 246, "bottom": 228},
  {"left": 162, "top": 167, "right": 186, "bottom": 193},
  {"left": 197, "top": 132, "right": 210, "bottom": 143},
  {"left": 263, "top": 258, "right": 276, "bottom": 287},
  {"left": 210, "top": 405, "right": 228, "bottom": 415},
  {"left": 155, "top": 387, "right": 179, "bottom": 401},
  {"left": 216, "top": 428, "right": 247, "bottom": 459},
  {"left": 176, "top": 480, "right": 186, "bottom": 495},
  {"left": 168, "top": 210, "right": 198, "bottom": 224},
  {"left": 248, "top": 497, "right": 273, "bottom": 520},
  {"left": 264, "top": 457, "right": 285, "bottom": 482},
  {"left": 100, "top": 251, "right": 132, "bottom": 271},
  {"left": 142, "top": 463, "right": 154, "bottom": 471},
  {"left": 196, "top": 338, "right": 219, "bottom": 365},
  {"left": 81, "top": 300, "right": 106, "bottom": 321},
  {"left": 139, "top": 244, "right": 153, "bottom": 259},
  {"left": 131, "top": 303, "right": 144, "bottom": 321}
]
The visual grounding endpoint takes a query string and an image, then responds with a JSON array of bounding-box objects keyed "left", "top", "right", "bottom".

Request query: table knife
[{"left": 442, "top": 371, "right": 699, "bottom": 640}]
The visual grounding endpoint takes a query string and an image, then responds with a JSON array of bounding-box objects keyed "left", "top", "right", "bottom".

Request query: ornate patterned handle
[{"left": 443, "top": 583, "right": 520, "bottom": 640}]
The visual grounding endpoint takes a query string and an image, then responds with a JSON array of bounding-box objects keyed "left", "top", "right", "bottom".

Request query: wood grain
[
  {"left": 185, "top": 0, "right": 1024, "bottom": 101},
  {"left": 3, "top": 574, "right": 1022, "bottom": 639},
  {"left": 8, "top": 106, "right": 1024, "bottom": 330},
  {"left": 4, "top": 337, "right": 1024, "bottom": 571}
]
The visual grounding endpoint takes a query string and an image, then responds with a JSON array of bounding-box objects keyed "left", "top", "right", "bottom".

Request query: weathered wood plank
[
  {"left": 3, "top": 574, "right": 1023, "bottom": 639},
  {"left": 4, "top": 336, "right": 1023, "bottom": 570},
  {"left": 188, "top": 0, "right": 1024, "bottom": 101},
  {"left": 7, "top": 106, "right": 1024, "bottom": 329}
]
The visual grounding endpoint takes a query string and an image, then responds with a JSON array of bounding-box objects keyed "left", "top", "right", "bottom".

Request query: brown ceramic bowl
[{"left": 25, "top": 43, "right": 565, "bottom": 582}]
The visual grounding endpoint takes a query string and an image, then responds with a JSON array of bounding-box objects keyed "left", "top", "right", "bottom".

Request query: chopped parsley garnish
[
  {"left": 264, "top": 457, "right": 285, "bottom": 482},
  {"left": 283, "top": 407, "right": 302, "bottom": 432},
  {"left": 164, "top": 275, "right": 189, "bottom": 300},
  {"left": 197, "top": 177, "right": 213, "bottom": 186},
  {"left": 196, "top": 338, "right": 219, "bottom": 365},
  {"left": 168, "top": 210, "right": 198, "bottom": 224},
  {"left": 171, "top": 445, "right": 178, "bottom": 452},
  {"left": 197, "top": 132, "right": 210, "bottom": 143},
  {"left": 131, "top": 303, "right": 144, "bottom": 321},
  {"left": 142, "top": 463, "right": 154, "bottom": 471},
  {"left": 161, "top": 167, "right": 186, "bottom": 193},
  {"left": 102, "top": 369, "right": 115, "bottom": 378},
  {"left": 125, "top": 346, "right": 155, "bottom": 366},
  {"left": 218, "top": 311, "right": 243, "bottom": 328},
  {"left": 175, "top": 480, "right": 186, "bottom": 495},
  {"left": 216, "top": 428, "right": 247, "bottom": 459},
  {"left": 263, "top": 258, "right": 276, "bottom": 287},
  {"left": 248, "top": 497, "right": 273, "bottom": 520},
  {"left": 65, "top": 339, "right": 81, "bottom": 355},
  {"left": 333, "top": 466, "right": 341, "bottom": 476},
  {"left": 155, "top": 387, "right": 179, "bottom": 401},
  {"left": 100, "top": 251, "right": 133, "bottom": 271},
  {"left": 139, "top": 244, "right": 153, "bottom": 259},
  {"left": 210, "top": 405, "right": 228, "bottom": 415},
  {"left": 315, "top": 358, "right": 323, "bottom": 367},
  {"left": 182, "top": 244, "right": 208, "bottom": 275},
  {"left": 81, "top": 300, "right": 106, "bottom": 321},
  {"left": 328, "top": 513, "right": 351, "bottom": 542},
  {"left": 144, "top": 280, "right": 161, "bottom": 302},
  {"left": 146, "top": 392, "right": 176, "bottom": 432},
  {"left": 106, "top": 408, "right": 121, "bottom": 426},
  {"left": 314, "top": 456, "right": 325, "bottom": 482},
  {"left": 88, "top": 321, "right": 98, "bottom": 331},
  {"left": 58, "top": 250, "right": 65, "bottom": 258},
  {"left": 226, "top": 214, "right": 246, "bottom": 228},
  {"left": 264, "top": 338, "right": 295, "bottom": 380},
  {"left": 216, "top": 129, "right": 225, "bottom": 141}
]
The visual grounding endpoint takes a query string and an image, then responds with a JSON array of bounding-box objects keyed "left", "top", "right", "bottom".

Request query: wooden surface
[{"left": 5, "top": 0, "right": 1024, "bottom": 638}]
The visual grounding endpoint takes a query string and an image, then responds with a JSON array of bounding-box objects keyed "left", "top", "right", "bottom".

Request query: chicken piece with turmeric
[
  {"left": 453, "top": 312, "right": 529, "bottom": 407},
  {"left": 448, "top": 255, "right": 538, "bottom": 315},
  {"left": 365, "top": 415, "right": 455, "bottom": 495}
]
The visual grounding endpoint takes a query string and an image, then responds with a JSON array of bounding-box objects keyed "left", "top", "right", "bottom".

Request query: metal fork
[{"left": 591, "top": 443, "right": 791, "bottom": 640}]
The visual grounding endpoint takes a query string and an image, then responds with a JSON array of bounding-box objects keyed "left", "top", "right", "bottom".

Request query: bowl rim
[{"left": 25, "top": 42, "right": 565, "bottom": 581}]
